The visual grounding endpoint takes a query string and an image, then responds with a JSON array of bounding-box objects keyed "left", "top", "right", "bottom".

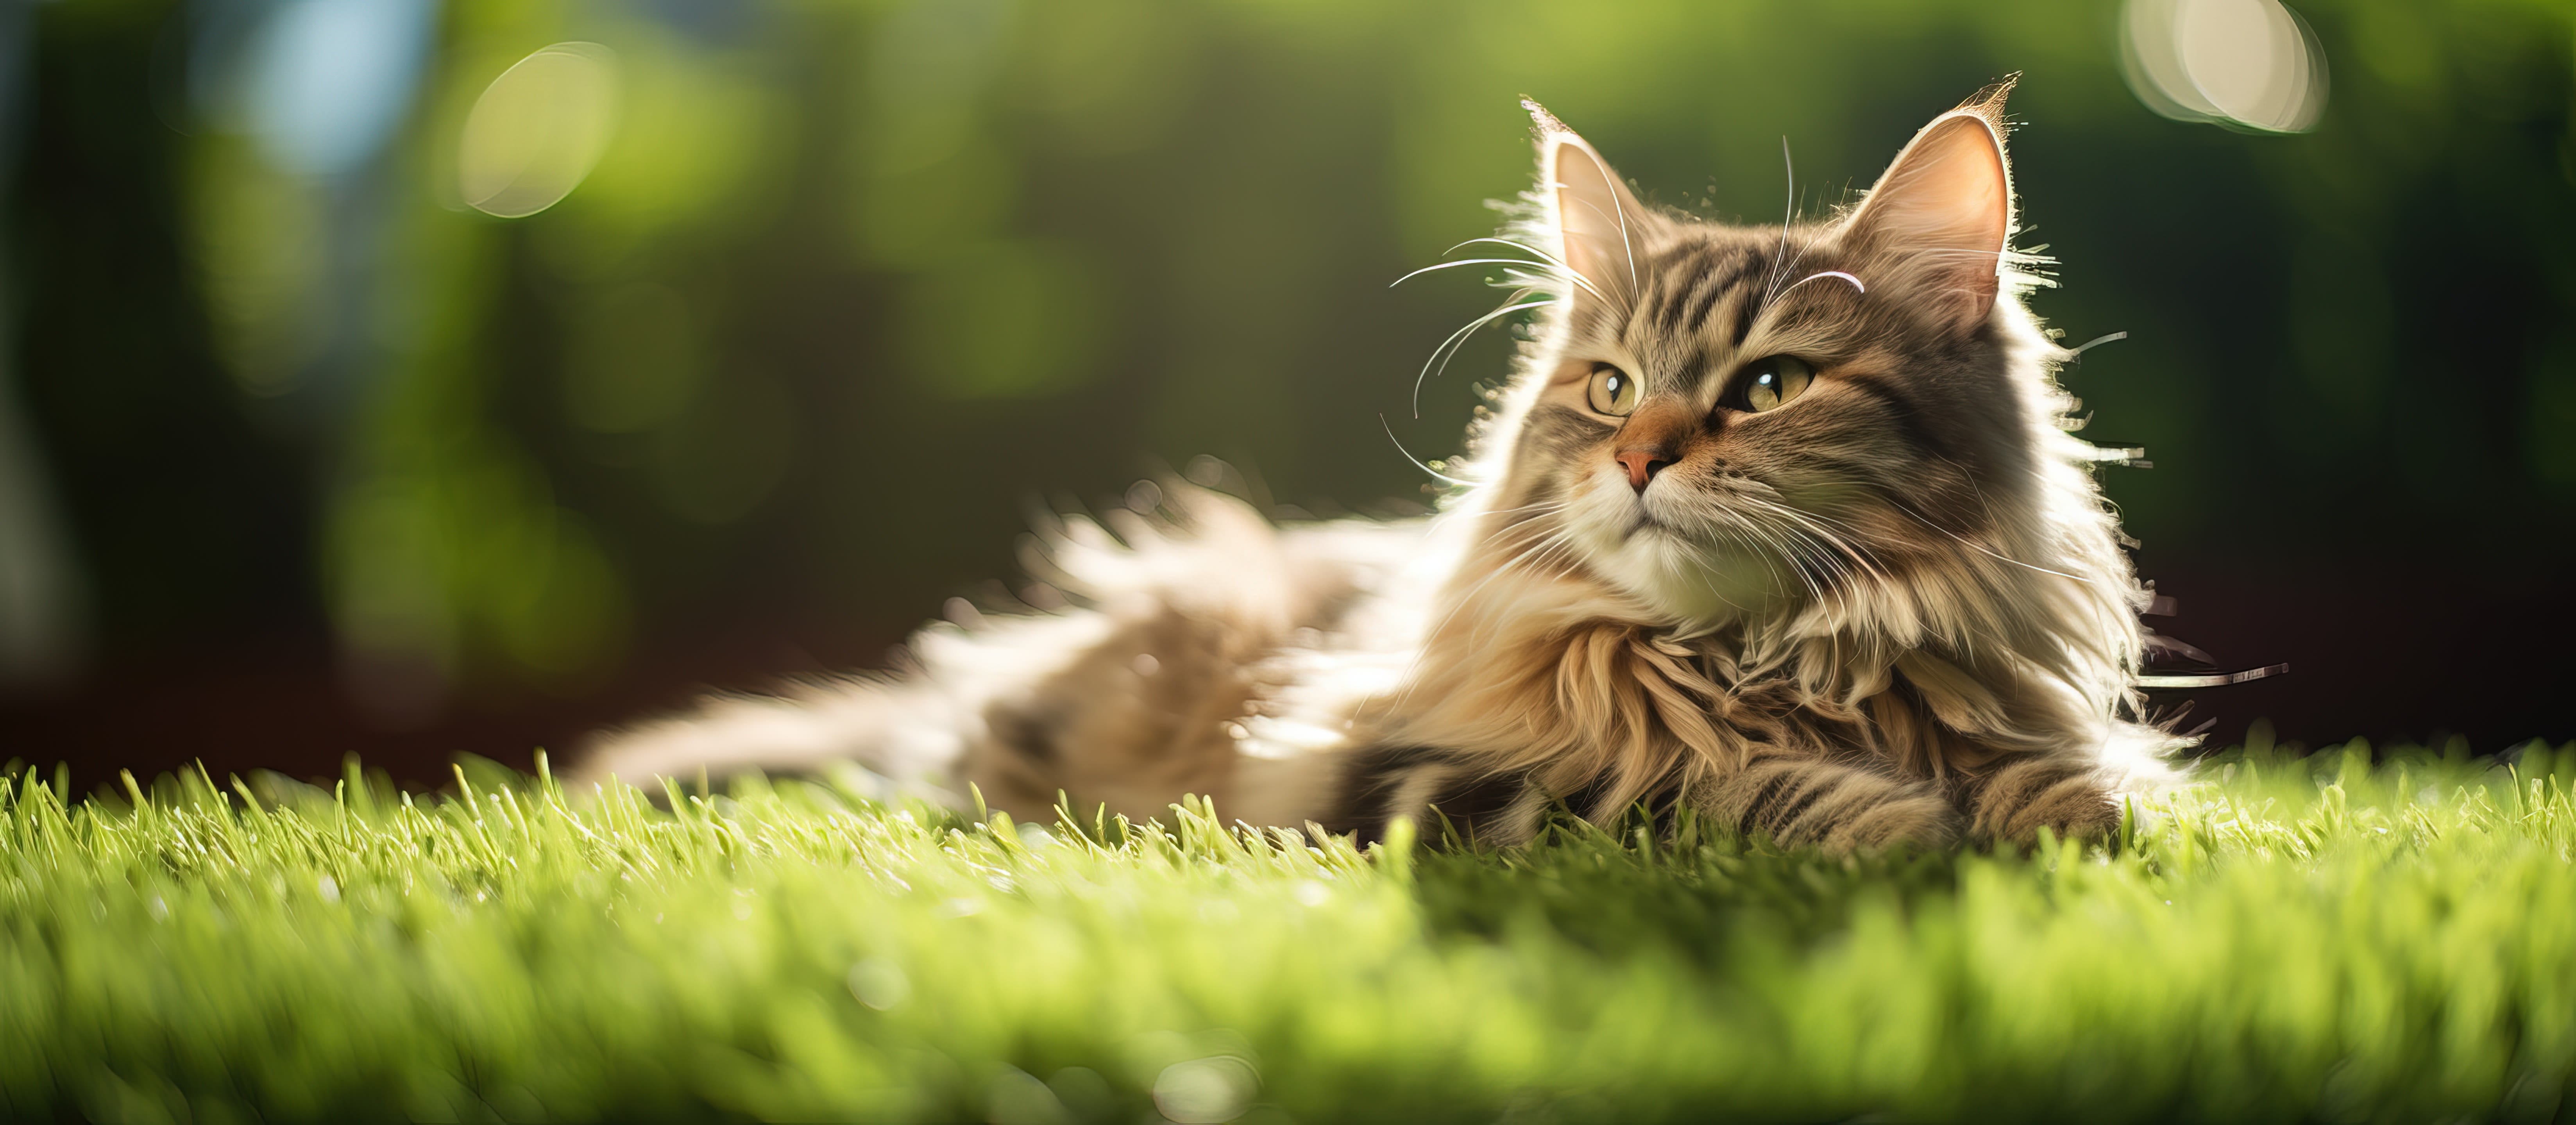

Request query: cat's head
[{"left": 1470, "top": 82, "right": 2123, "bottom": 647}]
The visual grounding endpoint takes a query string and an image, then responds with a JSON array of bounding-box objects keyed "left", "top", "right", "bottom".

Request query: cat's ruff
[{"left": 578, "top": 81, "right": 2185, "bottom": 854}]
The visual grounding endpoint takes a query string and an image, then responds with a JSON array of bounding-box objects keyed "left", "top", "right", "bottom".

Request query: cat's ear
[
  {"left": 1844, "top": 84, "right": 2016, "bottom": 331},
  {"left": 1526, "top": 99, "right": 1646, "bottom": 305}
]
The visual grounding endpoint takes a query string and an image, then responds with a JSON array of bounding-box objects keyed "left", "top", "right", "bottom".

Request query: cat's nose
[{"left": 1614, "top": 448, "right": 1673, "bottom": 493}]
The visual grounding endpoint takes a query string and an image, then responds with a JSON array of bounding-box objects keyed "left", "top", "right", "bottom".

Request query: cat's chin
[
  {"left": 1564, "top": 479, "right": 1792, "bottom": 629},
  {"left": 1580, "top": 523, "right": 1790, "bottom": 629}
]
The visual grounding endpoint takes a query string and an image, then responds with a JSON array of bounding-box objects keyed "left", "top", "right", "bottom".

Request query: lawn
[{"left": 4, "top": 740, "right": 2573, "bottom": 1123}]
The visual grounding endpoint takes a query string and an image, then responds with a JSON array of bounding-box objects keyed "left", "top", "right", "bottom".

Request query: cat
[{"left": 577, "top": 80, "right": 2183, "bottom": 853}]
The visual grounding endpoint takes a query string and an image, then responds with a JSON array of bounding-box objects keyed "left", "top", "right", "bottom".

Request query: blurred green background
[{"left": 2, "top": 0, "right": 2570, "bottom": 784}]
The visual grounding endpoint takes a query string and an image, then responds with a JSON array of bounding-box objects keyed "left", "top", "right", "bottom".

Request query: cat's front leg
[
  {"left": 1322, "top": 745, "right": 1975, "bottom": 855},
  {"left": 1949, "top": 753, "right": 2122, "bottom": 845},
  {"left": 1317, "top": 746, "right": 1549, "bottom": 849},
  {"left": 1689, "top": 750, "right": 1963, "bottom": 855}
]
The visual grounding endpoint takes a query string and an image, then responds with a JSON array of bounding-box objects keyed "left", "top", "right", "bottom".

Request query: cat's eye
[
  {"left": 1586, "top": 363, "right": 1640, "bottom": 417},
  {"left": 1733, "top": 355, "right": 1815, "bottom": 413}
]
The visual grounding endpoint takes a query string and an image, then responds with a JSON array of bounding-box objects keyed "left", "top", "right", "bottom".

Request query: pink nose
[{"left": 1614, "top": 449, "right": 1672, "bottom": 493}]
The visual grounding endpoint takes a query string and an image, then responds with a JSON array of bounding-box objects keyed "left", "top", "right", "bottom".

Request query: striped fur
[{"left": 577, "top": 83, "right": 2181, "bottom": 855}]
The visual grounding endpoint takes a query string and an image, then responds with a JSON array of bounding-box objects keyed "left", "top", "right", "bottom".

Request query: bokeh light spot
[
  {"left": 1152, "top": 1056, "right": 1258, "bottom": 1123},
  {"left": 459, "top": 43, "right": 622, "bottom": 218},
  {"left": 245, "top": 0, "right": 438, "bottom": 177},
  {"left": 2122, "top": 0, "right": 2328, "bottom": 133}
]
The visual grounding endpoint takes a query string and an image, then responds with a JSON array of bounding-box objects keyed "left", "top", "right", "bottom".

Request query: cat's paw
[
  {"left": 1700, "top": 761, "right": 1964, "bottom": 855},
  {"left": 1967, "top": 757, "right": 2120, "bottom": 844},
  {"left": 1821, "top": 788, "right": 1964, "bottom": 855}
]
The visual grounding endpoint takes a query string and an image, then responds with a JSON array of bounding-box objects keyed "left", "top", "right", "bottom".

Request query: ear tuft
[
  {"left": 1956, "top": 73, "right": 2019, "bottom": 130},
  {"left": 1521, "top": 96, "right": 1571, "bottom": 139}
]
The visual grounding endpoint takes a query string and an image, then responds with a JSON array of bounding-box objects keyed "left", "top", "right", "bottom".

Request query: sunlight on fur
[{"left": 579, "top": 79, "right": 2185, "bottom": 855}]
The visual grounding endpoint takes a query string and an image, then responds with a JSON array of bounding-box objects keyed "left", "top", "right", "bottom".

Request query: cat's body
[{"left": 580, "top": 83, "right": 2184, "bottom": 852}]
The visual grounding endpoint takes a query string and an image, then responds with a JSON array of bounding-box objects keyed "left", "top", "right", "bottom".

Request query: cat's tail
[
  {"left": 566, "top": 667, "right": 975, "bottom": 805},
  {"left": 569, "top": 596, "right": 1148, "bottom": 802},
  {"left": 565, "top": 479, "right": 1396, "bottom": 817}
]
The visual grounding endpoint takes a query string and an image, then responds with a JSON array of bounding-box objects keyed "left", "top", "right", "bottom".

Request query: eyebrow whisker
[
  {"left": 1778, "top": 270, "right": 1866, "bottom": 298},
  {"left": 1761, "top": 136, "right": 1797, "bottom": 308},
  {"left": 1412, "top": 293, "right": 1552, "bottom": 418}
]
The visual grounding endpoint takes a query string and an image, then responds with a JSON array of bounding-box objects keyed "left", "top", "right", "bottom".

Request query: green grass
[{"left": 6, "top": 742, "right": 2576, "bottom": 1124}]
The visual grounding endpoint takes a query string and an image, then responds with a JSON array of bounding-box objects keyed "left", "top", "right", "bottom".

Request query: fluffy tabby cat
[{"left": 580, "top": 81, "right": 2182, "bottom": 853}]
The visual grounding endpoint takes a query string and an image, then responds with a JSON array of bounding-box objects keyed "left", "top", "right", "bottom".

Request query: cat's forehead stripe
[
  {"left": 1610, "top": 237, "right": 1788, "bottom": 393},
  {"left": 1674, "top": 246, "right": 1758, "bottom": 337},
  {"left": 1721, "top": 282, "right": 1763, "bottom": 351},
  {"left": 1641, "top": 243, "right": 1751, "bottom": 334}
]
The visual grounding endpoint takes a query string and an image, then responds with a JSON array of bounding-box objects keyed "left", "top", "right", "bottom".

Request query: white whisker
[
  {"left": 2068, "top": 330, "right": 2127, "bottom": 359},
  {"left": 1884, "top": 496, "right": 2094, "bottom": 584},
  {"left": 1762, "top": 136, "right": 1796, "bottom": 307},
  {"left": 1412, "top": 294, "right": 1551, "bottom": 418},
  {"left": 1378, "top": 414, "right": 1470, "bottom": 487},
  {"left": 1442, "top": 238, "right": 1609, "bottom": 303},
  {"left": 1778, "top": 271, "right": 1865, "bottom": 298},
  {"left": 1389, "top": 258, "right": 1573, "bottom": 290}
]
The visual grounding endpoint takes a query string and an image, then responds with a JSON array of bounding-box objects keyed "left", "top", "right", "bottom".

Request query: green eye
[
  {"left": 1587, "top": 364, "right": 1639, "bottom": 416},
  {"left": 1737, "top": 355, "right": 1815, "bottom": 412}
]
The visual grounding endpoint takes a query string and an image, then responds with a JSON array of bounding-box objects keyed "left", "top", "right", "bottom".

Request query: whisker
[
  {"left": 1389, "top": 258, "right": 1576, "bottom": 290},
  {"left": 1378, "top": 414, "right": 1470, "bottom": 487},
  {"left": 1474, "top": 499, "right": 1572, "bottom": 521},
  {"left": 1458, "top": 511, "right": 1568, "bottom": 566},
  {"left": 1884, "top": 496, "right": 2095, "bottom": 584},
  {"left": 1412, "top": 294, "right": 1551, "bottom": 418},
  {"left": 1762, "top": 136, "right": 1796, "bottom": 307},
  {"left": 1729, "top": 513, "right": 1824, "bottom": 604},
  {"left": 2068, "top": 330, "right": 2127, "bottom": 360},
  {"left": 1777, "top": 270, "right": 1865, "bottom": 298},
  {"left": 1560, "top": 196, "right": 1641, "bottom": 307},
  {"left": 1681, "top": 527, "right": 1775, "bottom": 615},
  {"left": 1561, "top": 144, "right": 1644, "bottom": 295},
  {"left": 1762, "top": 525, "right": 1845, "bottom": 596},
  {"left": 1744, "top": 500, "right": 1893, "bottom": 586},
  {"left": 1441, "top": 238, "right": 1609, "bottom": 303}
]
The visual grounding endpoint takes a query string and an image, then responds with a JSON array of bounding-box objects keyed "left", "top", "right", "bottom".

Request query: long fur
[{"left": 578, "top": 82, "right": 2184, "bottom": 853}]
